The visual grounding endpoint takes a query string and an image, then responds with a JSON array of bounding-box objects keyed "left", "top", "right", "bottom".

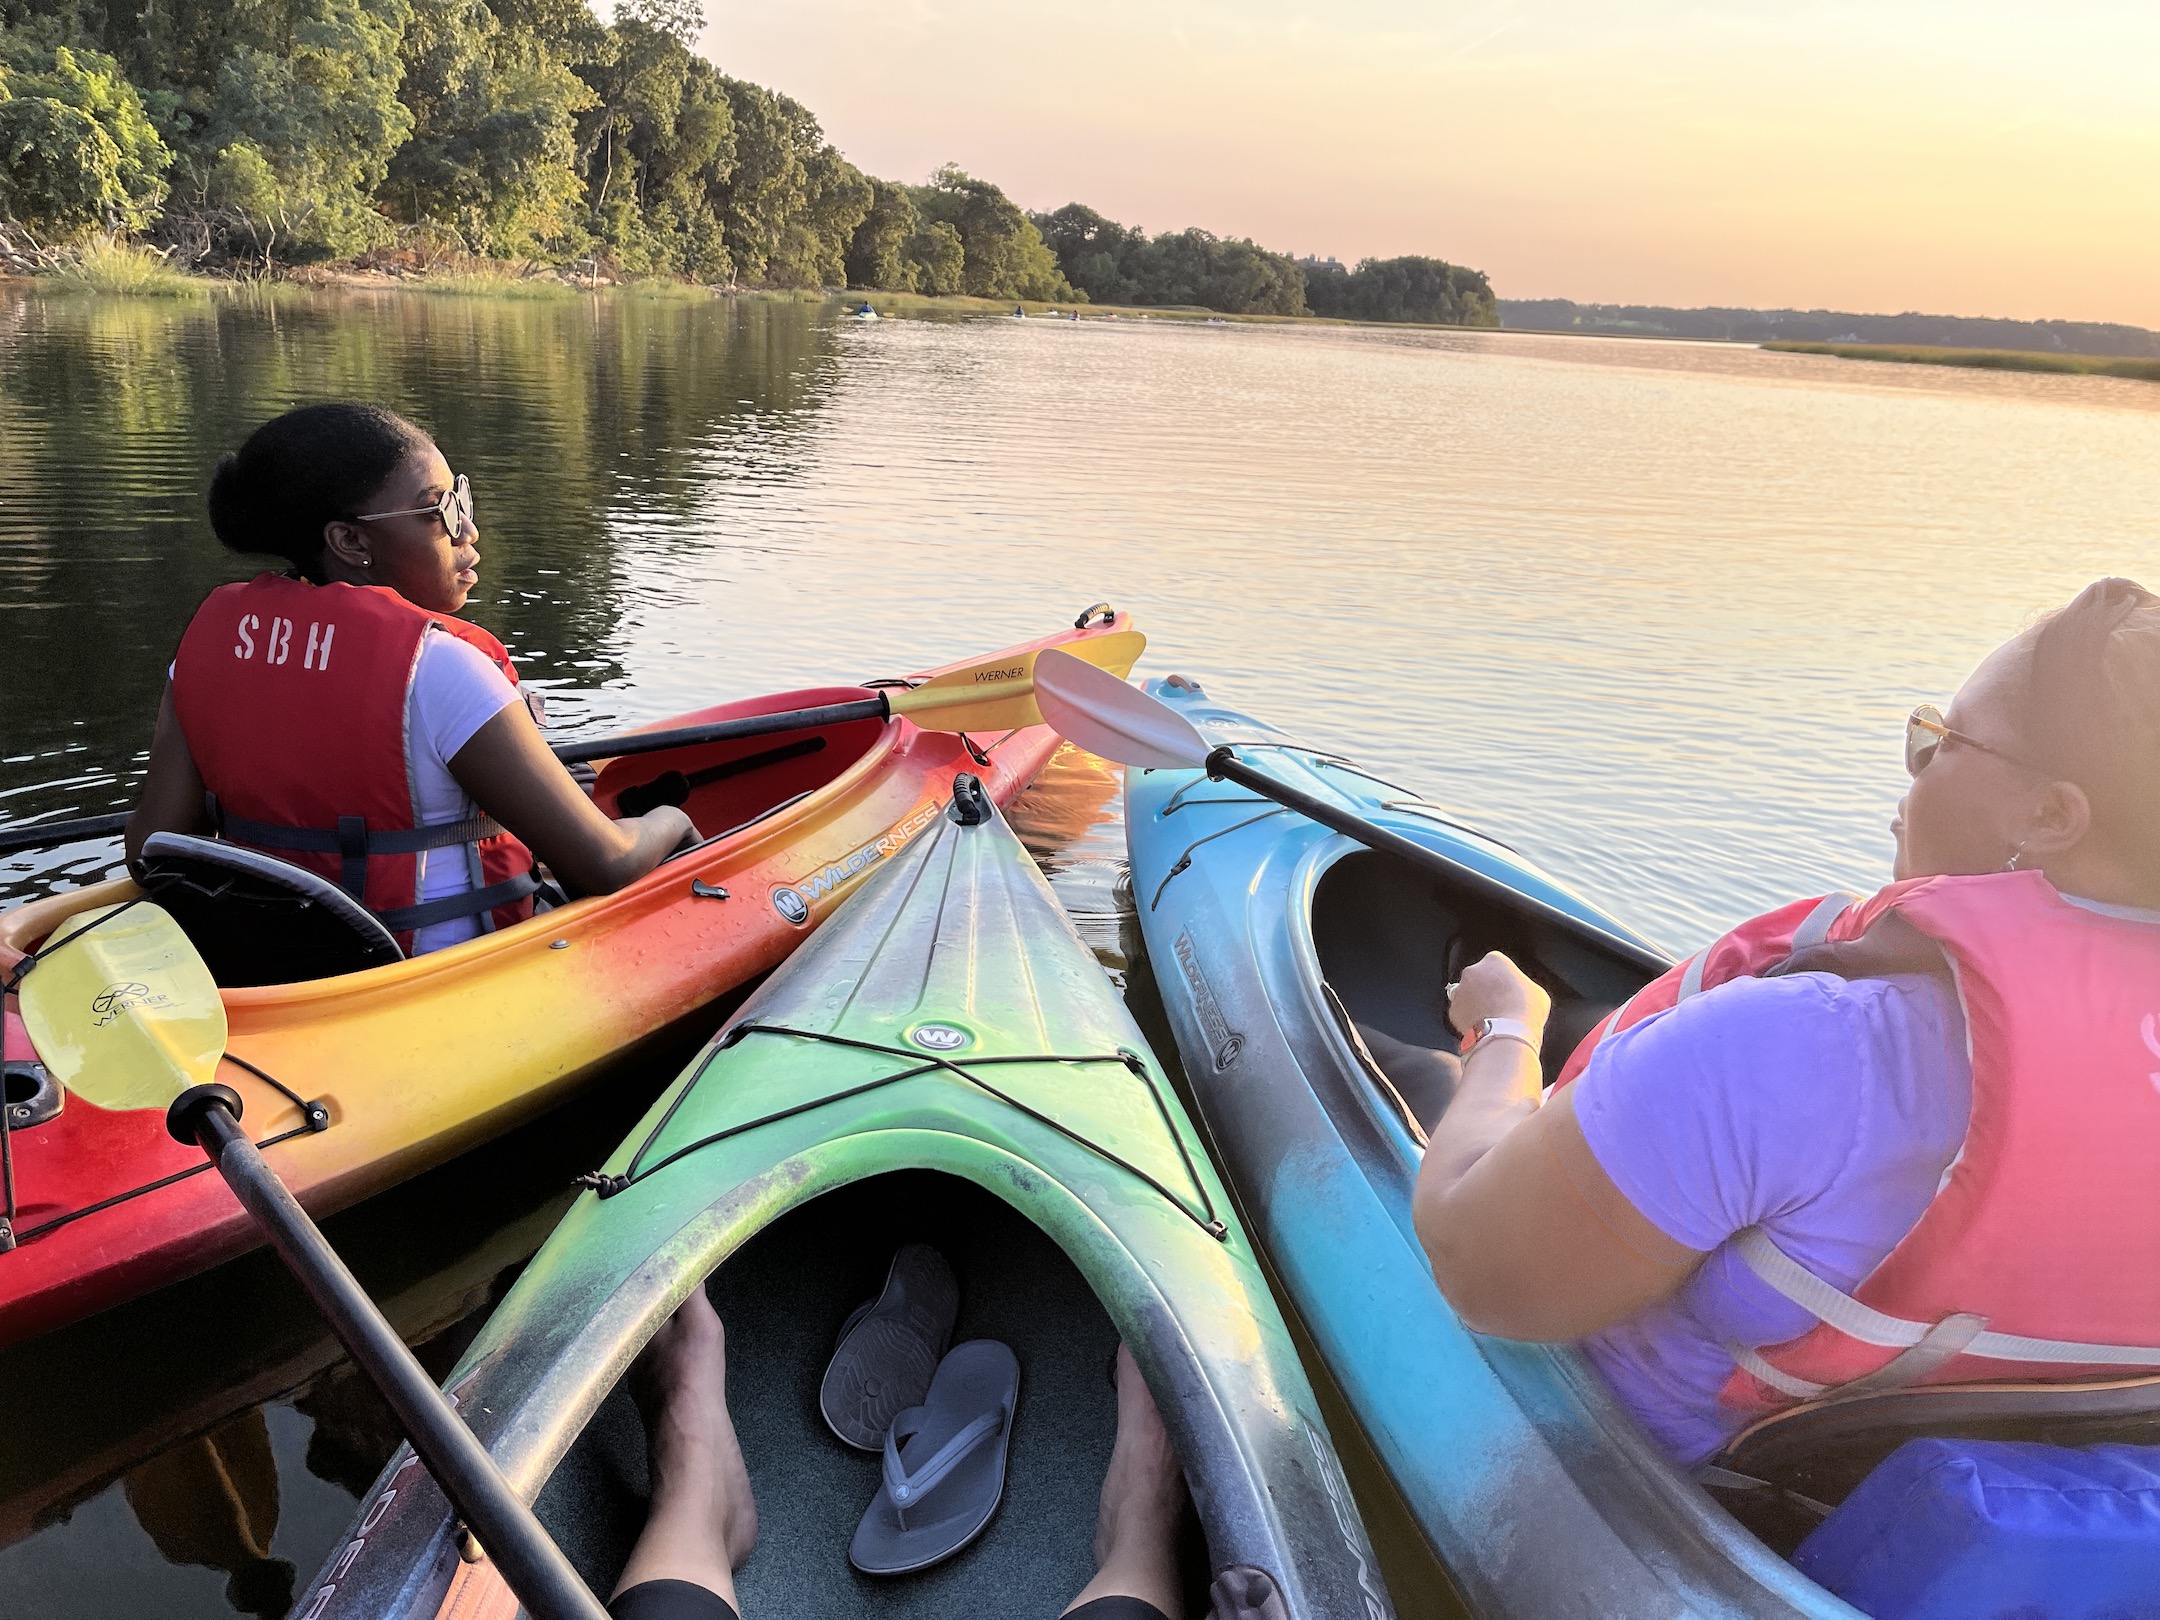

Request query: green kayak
[{"left": 295, "top": 776, "right": 1396, "bottom": 1620}]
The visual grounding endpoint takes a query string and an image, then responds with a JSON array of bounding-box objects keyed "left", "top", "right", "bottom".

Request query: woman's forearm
[{"left": 1419, "top": 1039, "right": 1543, "bottom": 1192}]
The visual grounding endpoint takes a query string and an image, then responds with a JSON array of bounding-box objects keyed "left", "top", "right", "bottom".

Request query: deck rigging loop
[
  {"left": 1149, "top": 809, "right": 1293, "bottom": 911},
  {"left": 0, "top": 896, "right": 330, "bottom": 1251},
  {"left": 581, "top": 1022, "right": 1229, "bottom": 1241}
]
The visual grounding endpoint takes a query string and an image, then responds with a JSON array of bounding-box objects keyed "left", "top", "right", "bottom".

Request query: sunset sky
[{"left": 709, "top": 1, "right": 2160, "bottom": 327}]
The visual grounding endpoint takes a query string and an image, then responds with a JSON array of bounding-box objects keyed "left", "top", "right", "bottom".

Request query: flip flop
[
  {"left": 848, "top": 1340, "right": 1020, "bottom": 1576},
  {"left": 819, "top": 1243, "right": 959, "bottom": 1451}
]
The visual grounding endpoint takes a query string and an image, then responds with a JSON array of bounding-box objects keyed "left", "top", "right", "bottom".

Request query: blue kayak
[{"left": 1125, "top": 675, "right": 1860, "bottom": 1617}]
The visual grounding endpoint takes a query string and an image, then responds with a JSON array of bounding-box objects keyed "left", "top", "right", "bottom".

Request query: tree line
[{"left": 0, "top": 0, "right": 1495, "bottom": 322}]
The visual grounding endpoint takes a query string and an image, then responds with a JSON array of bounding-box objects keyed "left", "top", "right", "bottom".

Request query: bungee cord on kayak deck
[
  {"left": 576, "top": 1022, "right": 1229, "bottom": 1240},
  {"left": 1149, "top": 810, "right": 1292, "bottom": 911},
  {"left": 0, "top": 898, "right": 330, "bottom": 1251}
]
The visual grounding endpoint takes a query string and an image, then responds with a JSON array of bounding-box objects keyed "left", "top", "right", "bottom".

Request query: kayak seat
[
  {"left": 137, "top": 831, "right": 404, "bottom": 988},
  {"left": 1707, "top": 1372, "right": 2160, "bottom": 1555}
]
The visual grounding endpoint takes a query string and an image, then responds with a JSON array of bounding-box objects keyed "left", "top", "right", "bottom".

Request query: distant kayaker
[
  {"left": 1413, "top": 578, "right": 2160, "bottom": 1466},
  {"left": 607, "top": 1290, "right": 1191, "bottom": 1620},
  {"left": 126, "top": 403, "right": 693, "bottom": 956}
]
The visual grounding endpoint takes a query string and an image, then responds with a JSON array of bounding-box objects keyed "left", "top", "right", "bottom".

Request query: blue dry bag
[{"left": 1793, "top": 1438, "right": 2160, "bottom": 1619}]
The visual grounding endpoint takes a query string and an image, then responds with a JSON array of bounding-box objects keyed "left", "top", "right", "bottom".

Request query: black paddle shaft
[
  {"left": 1204, "top": 748, "right": 1671, "bottom": 976},
  {"left": 167, "top": 1086, "right": 610, "bottom": 1620},
  {"left": 551, "top": 694, "right": 890, "bottom": 766}
]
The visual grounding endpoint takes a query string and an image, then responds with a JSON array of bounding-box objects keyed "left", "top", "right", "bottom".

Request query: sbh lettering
[{"left": 232, "top": 613, "right": 334, "bottom": 671}]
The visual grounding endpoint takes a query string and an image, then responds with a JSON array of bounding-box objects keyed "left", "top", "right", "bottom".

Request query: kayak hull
[
  {"left": 1125, "top": 677, "right": 1858, "bottom": 1617},
  {"left": 296, "top": 786, "right": 1394, "bottom": 1620},
  {"left": 0, "top": 615, "right": 1130, "bottom": 1346}
]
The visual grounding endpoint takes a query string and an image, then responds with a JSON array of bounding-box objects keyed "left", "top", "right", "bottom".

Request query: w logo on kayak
[
  {"left": 2144, "top": 1013, "right": 2160, "bottom": 1096},
  {"left": 1173, "top": 930, "right": 1243, "bottom": 1070}
]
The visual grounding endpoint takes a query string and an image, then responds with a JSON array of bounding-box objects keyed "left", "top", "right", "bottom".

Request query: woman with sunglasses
[
  {"left": 127, "top": 403, "right": 692, "bottom": 956},
  {"left": 1407, "top": 578, "right": 2160, "bottom": 1467}
]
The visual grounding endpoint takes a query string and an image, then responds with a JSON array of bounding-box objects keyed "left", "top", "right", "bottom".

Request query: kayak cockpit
[
  {"left": 1309, "top": 846, "right": 1643, "bottom": 1123},
  {"left": 2, "top": 704, "right": 891, "bottom": 993},
  {"left": 534, "top": 1172, "right": 1215, "bottom": 1619}
]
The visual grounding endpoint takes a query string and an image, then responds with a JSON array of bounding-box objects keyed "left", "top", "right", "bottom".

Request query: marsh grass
[
  {"left": 413, "top": 264, "right": 582, "bottom": 300},
  {"left": 1767, "top": 341, "right": 2160, "bottom": 382},
  {"left": 620, "top": 277, "right": 716, "bottom": 301},
  {"left": 42, "top": 238, "right": 206, "bottom": 298}
]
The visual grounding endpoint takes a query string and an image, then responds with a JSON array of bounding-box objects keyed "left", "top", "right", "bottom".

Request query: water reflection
[{"left": 0, "top": 289, "right": 845, "bottom": 902}]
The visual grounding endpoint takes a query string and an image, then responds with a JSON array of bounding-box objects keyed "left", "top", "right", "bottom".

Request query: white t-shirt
[
  {"left": 404, "top": 631, "right": 523, "bottom": 954},
  {"left": 171, "top": 627, "right": 521, "bottom": 956}
]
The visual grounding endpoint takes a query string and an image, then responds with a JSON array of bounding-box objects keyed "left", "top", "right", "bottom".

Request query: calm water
[{"left": 2, "top": 288, "right": 2157, "bottom": 1615}]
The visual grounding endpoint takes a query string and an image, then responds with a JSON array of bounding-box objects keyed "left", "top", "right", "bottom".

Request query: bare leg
[
  {"left": 1060, "top": 1344, "right": 1188, "bottom": 1619},
  {"left": 612, "top": 1288, "right": 759, "bottom": 1613}
]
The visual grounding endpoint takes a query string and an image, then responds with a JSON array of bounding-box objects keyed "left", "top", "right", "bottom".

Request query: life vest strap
[
  {"left": 373, "top": 870, "right": 541, "bottom": 934},
  {"left": 207, "top": 794, "right": 508, "bottom": 858},
  {"left": 1736, "top": 1227, "right": 2160, "bottom": 1382}
]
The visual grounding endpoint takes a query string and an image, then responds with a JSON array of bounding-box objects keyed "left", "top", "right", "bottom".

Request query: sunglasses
[
  {"left": 1904, "top": 703, "right": 2056, "bottom": 779},
  {"left": 354, "top": 472, "right": 474, "bottom": 538}
]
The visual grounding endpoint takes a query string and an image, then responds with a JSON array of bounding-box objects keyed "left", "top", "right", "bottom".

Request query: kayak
[
  {"left": 0, "top": 611, "right": 1133, "bottom": 1347},
  {"left": 1124, "top": 675, "right": 1859, "bottom": 1617},
  {"left": 293, "top": 777, "right": 1396, "bottom": 1620}
]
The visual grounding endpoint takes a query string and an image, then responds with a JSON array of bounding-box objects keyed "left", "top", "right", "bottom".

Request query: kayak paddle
[
  {"left": 1032, "top": 649, "right": 1669, "bottom": 974},
  {"left": 0, "top": 632, "right": 1146, "bottom": 853},
  {"left": 551, "top": 629, "right": 1145, "bottom": 766},
  {"left": 12, "top": 902, "right": 609, "bottom": 1620}
]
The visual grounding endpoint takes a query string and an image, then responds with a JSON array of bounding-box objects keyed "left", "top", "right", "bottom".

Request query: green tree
[
  {"left": 903, "top": 218, "right": 962, "bottom": 294},
  {"left": 386, "top": 0, "right": 592, "bottom": 256},
  {"left": 913, "top": 164, "right": 1072, "bottom": 301},
  {"left": 203, "top": 0, "right": 417, "bottom": 259},
  {"left": 845, "top": 176, "right": 917, "bottom": 290},
  {"left": 1034, "top": 204, "right": 1302, "bottom": 314},
  {"left": 0, "top": 41, "right": 170, "bottom": 235},
  {"left": 711, "top": 75, "right": 861, "bottom": 286},
  {"left": 1303, "top": 255, "right": 1498, "bottom": 326}
]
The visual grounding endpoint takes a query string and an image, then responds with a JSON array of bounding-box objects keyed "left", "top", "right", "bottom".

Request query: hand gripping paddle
[
  {"left": 16, "top": 903, "right": 609, "bottom": 1620},
  {"left": 1031, "top": 650, "right": 1668, "bottom": 974}
]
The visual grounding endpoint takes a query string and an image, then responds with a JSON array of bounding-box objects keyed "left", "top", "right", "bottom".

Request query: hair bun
[{"left": 202, "top": 404, "right": 431, "bottom": 580}]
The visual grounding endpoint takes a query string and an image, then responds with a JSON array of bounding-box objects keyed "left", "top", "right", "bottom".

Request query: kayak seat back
[
  {"left": 1710, "top": 1371, "right": 2160, "bottom": 1554},
  {"left": 139, "top": 831, "right": 404, "bottom": 988}
]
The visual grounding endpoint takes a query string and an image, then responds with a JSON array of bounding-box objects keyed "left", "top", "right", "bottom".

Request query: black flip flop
[
  {"left": 819, "top": 1243, "right": 959, "bottom": 1451},
  {"left": 849, "top": 1340, "right": 1020, "bottom": 1576}
]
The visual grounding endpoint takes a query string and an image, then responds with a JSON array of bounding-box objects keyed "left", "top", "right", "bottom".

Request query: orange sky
[{"left": 706, "top": 2, "right": 2160, "bottom": 327}]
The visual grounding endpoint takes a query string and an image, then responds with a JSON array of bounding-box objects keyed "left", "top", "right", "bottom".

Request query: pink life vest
[
  {"left": 1556, "top": 870, "right": 2160, "bottom": 1415},
  {"left": 171, "top": 574, "right": 538, "bottom": 953}
]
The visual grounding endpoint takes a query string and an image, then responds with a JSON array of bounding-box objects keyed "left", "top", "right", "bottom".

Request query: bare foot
[
  {"left": 1062, "top": 1343, "right": 1187, "bottom": 1618},
  {"left": 615, "top": 1288, "right": 757, "bottom": 1605}
]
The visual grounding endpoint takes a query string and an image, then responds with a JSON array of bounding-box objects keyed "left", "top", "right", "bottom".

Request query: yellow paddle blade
[
  {"left": 18, "top": 903, "right": 226, "bottom": 1112},
  {"left": 889, "top": 629, "right": 1147, "bottom": 734}
]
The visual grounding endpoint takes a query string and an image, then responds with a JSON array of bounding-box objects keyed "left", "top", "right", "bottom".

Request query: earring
[{"left": 2004, "top": 841, "right": 2027, "bottom": 872}]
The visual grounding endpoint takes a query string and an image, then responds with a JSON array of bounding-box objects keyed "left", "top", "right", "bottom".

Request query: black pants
[{"left": 609, "top": 1582, "right": 1170, "bottom": 1620}]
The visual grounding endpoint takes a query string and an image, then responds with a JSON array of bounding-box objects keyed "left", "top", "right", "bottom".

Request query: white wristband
[{"left": 1466, "top": 1017, "right": 1541, "bottom": 1061}]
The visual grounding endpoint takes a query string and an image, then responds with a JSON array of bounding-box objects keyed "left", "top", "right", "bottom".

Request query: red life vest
[
  {"left": 171, "top": 574, "right": 538, "bottom": 953},
  {"left": 1556, "top": 871, "right": 2160, "bottom": 1415}
]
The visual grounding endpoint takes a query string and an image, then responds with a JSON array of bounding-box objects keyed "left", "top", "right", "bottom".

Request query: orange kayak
[{"left": 0, "top": 610, "right": 1135, "bottom": 1345}]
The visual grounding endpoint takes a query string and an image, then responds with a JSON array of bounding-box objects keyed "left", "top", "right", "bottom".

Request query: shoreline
[
  {"left": 11, "top": 269, "right": 2155, "bottom": 381},
  {"left": 1764, "top": 339, "right": 2160, "bottom": 382}
]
